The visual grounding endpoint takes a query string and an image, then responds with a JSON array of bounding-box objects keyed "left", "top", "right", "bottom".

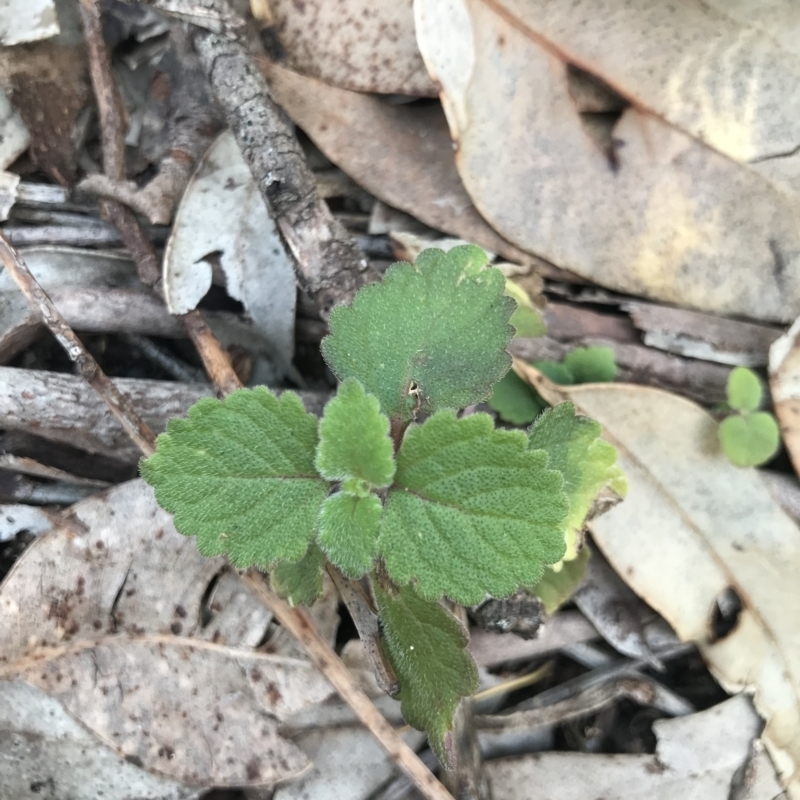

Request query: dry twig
[
  {"left": 0, "top": 234, "right": 157, "bottom": 457},
  {"left": 241, "top": 570, "right": 456, "bottom": 800},
  {"left": 78, "top": 0, "right": 242, "bottom": 396}
]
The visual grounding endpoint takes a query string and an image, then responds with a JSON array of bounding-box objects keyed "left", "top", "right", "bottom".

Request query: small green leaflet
[
  {"left": 378, "top": 411, "right": 567, "bottom": 604},
  {"left": 374, "top": 582, "right": 478, "bottom": 767},
  {"left": 315, "top": 378, "right": 395, "bottom": 490},
  {"left": 321, "top": 246, "right": 515, "bottom": 423},
  {"left": 531, "top": 545, "right": 590, "bottom": 614},
  {"left": 719, "top": 412, "right": 780, "bottom": 467},
  {"left": 140, "top": 388, "right": 328, "bottom": 567},
  {"left": 726, "top": 366, "right": 763, "bottom": 413},
  {"left": 528, "top": 402, "right": 626, "bottom": 561},
  {"left": 271, "top": 544, "right": 326, "bottom": 606},
  {"left": 562, "top": 346, "right": 617, "bottom": 383},
  {"left": 318, "top": 492, "right": 381, "bottom": 578},
  {"left": 488, "top": 369, "right": 545, "bottom": 425}
]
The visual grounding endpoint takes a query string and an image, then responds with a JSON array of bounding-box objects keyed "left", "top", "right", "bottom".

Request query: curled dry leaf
[
  {"left": 769, "top": 315, "right": 800, "bottom": 479},
  {"left": 165, "top": 130, "right": 296, "bottom": 374},
  {"left": 267, "top": 0, "right": 435, "bottom": 95},
  {"left": 415, "top": 0, "right": 800, "bottom": 322},
  {"left": 513, "top": 359, "right": 800, "bottom": 798},
  {"left": 261, "top": 61, "right": 529, "bottom": 263},
  {"left": 0, "top": 480, "right": 338, "bottom": 787}
]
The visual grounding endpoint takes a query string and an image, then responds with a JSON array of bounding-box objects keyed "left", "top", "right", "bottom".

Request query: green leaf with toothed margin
[
  {"left": 271, "top": 544, "right": 326, "bottom": 606},
  {"left": 374, "top": 582, "right": 478, "bottom": 768},
  {"left": 318, "top": 492, "right": 381, "bottom": 578},
  {"left": 140, "top": 388, "right": 328, "bottom": 568},
  {"left": 528, "top": 402, "right": 626, "bottom": 561},
  {"left": 321, "top": 246, "right": 515, "bottom": 423},
  {"left": 531, "top": 545, "right": 591, "bottom": 614},
  {"left": 315, "top": 378, "right": 395, "bottom": 490},
  {"left": 377, "top": 411, "right": 568, "bottom": 604}
]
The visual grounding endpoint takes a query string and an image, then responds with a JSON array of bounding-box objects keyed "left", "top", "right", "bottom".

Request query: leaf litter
[{"left": 1, "top": 0, "right": 799, "bottom": 797}]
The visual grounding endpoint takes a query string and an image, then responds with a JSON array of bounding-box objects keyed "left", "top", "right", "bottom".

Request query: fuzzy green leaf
[
  {"left": 505, "top": 279, "right": 547, "bottom": 338},
  {"left": 488, "top": 370, "right": 545, "bottom": 425},
  {"left": 562, "top": 346, "right": 617, "bottom": 383},
  {"left": 534, "top": 360, "right": 575, "bottom": 385},
  {"left": 726, "top": 366, "right": 763, "bottom": 413},
  {"left": 315, "top": 378, "right": 395, "bottom": 489},
  {"left": 378, "top": 411, "right": 567, "bottom": 604},
  {"left": 374, "top": 582, "right": 478, "bottom": 767},
  {"left": 531, "top": 545, "right": 590, "bottom": 614},
  {"left": 271, "top": 544, "right": 326, "bottom": 606},
  {"left": 140, "top": 388, "right": 328, "bottom": 567},
  {"left": 719, "top": 412, "right": 780, "bottom": 467},
  {"left": 321, "top": 246, "right": 515, "bottom": 423},
  {"left": 318, "top": 492, "right": 381, "bottom": 578},
  {"left": 528, "top": 403, "right": 626, "bottom": 560}
]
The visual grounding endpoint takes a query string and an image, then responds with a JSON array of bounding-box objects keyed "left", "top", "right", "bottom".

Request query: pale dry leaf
[
  {"left": 0, "top": 680, "right": 202, "bottom": 800},
  {"left": 165, "top": 130, "right": 296, "bottom": 372},
  {"left": 261, "top": 61, "right": 529, "bottom": 263},
  {"left": 0, "top": 0, "right": 59, "bottom": 45},
  {"left": 268, "top": 0, "right": 435, "bottom": 96},
  {"left": 0, "top": 480, "right": 271, "bottom": 664},
  {"left": 513, "top": 359, "right": 800, "bottom": 798},
  {"left": 1, "top": 637, "right": 334, "bottom": 787},
  {"left": 0, "top": 87, "right": 30, "bottom": 169},
  {"left": 487, "top": 696, "right": 769, "bottom": 800},
  {"left": 414, "top": 0, "right": 800, "bottom": 322},
  {"left": 769, "top": 315, "right": 800, "bottom": 478}
]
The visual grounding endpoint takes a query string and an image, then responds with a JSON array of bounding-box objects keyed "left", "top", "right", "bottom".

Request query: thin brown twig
[
  {"left": 78, "top": 0, "right": 242, "bottom": 395},
  {"left": 241, "top": 569, "right": 456, "bottom": 800},
  {"left": 0, "top": 234, "right": 157, "bottom": 458},
  {"left": 326, "top": 565, "right": 399, "bottom": 696}
]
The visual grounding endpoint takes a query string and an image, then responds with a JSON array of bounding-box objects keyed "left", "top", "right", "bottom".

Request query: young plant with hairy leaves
[{"left": 141, "top": 245, "right": 624, "bottom": 766}]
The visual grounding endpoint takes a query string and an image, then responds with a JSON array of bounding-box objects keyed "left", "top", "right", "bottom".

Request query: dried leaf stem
[
  {"left": 78, "top": 0, "right": 242, "bottom": 396},
  {"left": 242, "top": 570, "right": 456, "bottom": 800},
  {"left": 0, "top": 234, "right": 157, "bottom": 457}
]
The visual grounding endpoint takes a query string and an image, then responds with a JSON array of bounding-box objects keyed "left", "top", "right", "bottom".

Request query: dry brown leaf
[
  {"left": 0, "top": 480, "right": 341, "bottom": 787},
  {"left": 513, "top": 359, "right": 800, "bottom": 798},
  {"left": 268, "top": 0, "right": 435, "bottom": 95},
  {"left": 415, "top": 0, "right": 800, "bottom": 322},
  {"left": 769, "top": 315, "right": 800, "bottom": 478},
  {"left": 1, "top": 637, "right": 332, "bottom": 786},
  {"left": 261, "top": 61, "right": 529, "bottom": 263}
]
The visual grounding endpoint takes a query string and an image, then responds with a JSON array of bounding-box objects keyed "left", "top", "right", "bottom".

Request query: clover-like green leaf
[
  {"left": 530, "top": 545, "right": 591, "bottom": 614},
  {"left": 374, "top": 582, "right": 478, "bottom": 767},
  {"left": 318, "top": 492, "right": 381, "bottom": 578},
  {"left": 140, "top": 388, "right": 328, "bottom": 567},
  {"left": 321, "top": 246, "right": 515, "bottom": 423},
  {"left": 315, "top": 378, "right": 395, "bottom": 489},
  {"left": 378, "top": 411, "right": 567, "bottom": 604},
  {"left": 488, "top": 370, "right": 545, "bottom": 425},
  {"left": 562, "top": 346, "right": 617, "bottom": 383},
  {"left": 528, "top": 402, "right": 626, "bottom": 560},
  {"left": 271, "top": 544, "right": 326, "bottom": 606},
  {"left": 726, "top": 366, "right": 763, "bottom": 413},
  {"left": 719, "top": 412, "right": 781, "bottom": 467},
  {"left": 535, "top": 359, "right": 575, "bottom": 385}
]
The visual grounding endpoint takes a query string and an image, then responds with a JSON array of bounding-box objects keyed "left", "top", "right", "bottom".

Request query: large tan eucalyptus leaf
[
  {"left": 0, "top": 480, "right": 341, "bottom": 787},
  {"left": 267, "top": 0, "right": 435, "bottom": 95},
  {"left": 261, "top": 61, "right": 529, "bottom": 264},
  {"left": 0, "top": 638, "right": 333, "bottom": 786},
  {"left": 414, "top": 0, "right": 800, "bottom": 322},
  {"left": 513, "top": 359, "right": 800, "bottom": 798},
  {"left": 769, "top": 315, "right": 800, "bottom": 479}
]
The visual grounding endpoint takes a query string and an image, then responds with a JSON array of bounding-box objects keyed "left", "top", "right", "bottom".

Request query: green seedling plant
[
  {"left": 489, "top": 345, "right": 617, "bottom": 426},
  {"left": 141, "top": 246, "right": 624, "bottom": 767},
  {"left": 718, "top": 366, "right": 781, "bottom": 467}
]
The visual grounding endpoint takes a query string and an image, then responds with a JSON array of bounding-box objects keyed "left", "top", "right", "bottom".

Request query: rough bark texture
[
  {"left": 0, "top": 367, "right": 329, "bottom": 463},
  {"left": 191, "top": 29, "right": 374, "bottom": 316}
]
